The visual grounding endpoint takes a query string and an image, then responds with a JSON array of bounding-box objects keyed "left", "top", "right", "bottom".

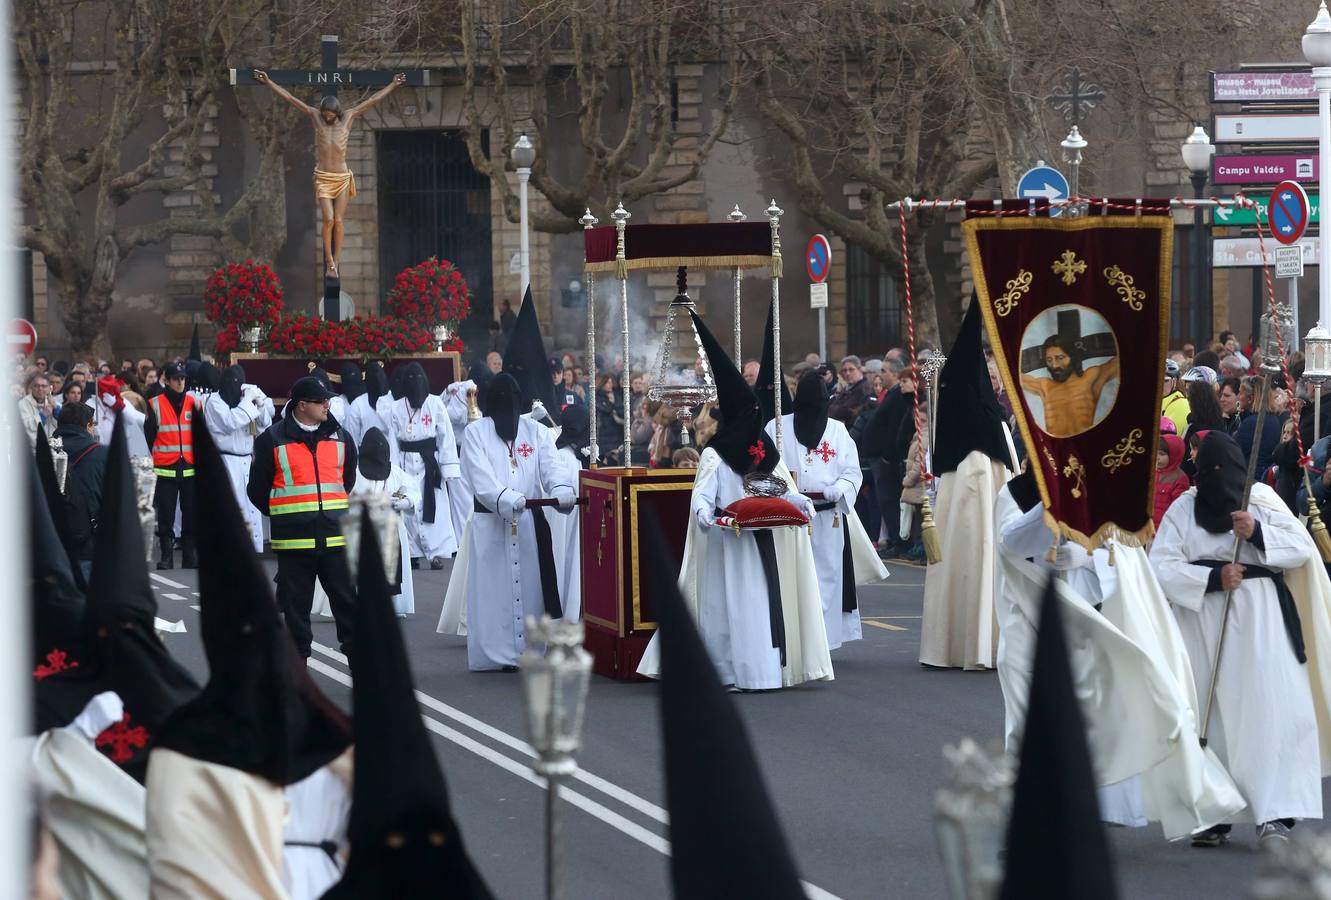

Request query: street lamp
[
  {"left": 1181, "top": 125, "right": 1215, "bottom": 347},
  {"left": 519, "top": 615, "right": 592, "bottom": 900},
  {"left": 1304, "top": 1, "right": 1331, "bottom": 330},
  {"left": 513, "top": 133, "right": 537, "bottom": 299},
  {"left": 1060, "top": 126, "right": 1087, "bottom": 209}
]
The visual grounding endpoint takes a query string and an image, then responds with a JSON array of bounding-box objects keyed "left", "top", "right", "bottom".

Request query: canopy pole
[
  {"left": 580, "top": 209, "right": 600, "bottom": 467},
  {"left": 613, "top": 202, "right": 632, "bottom": 467},
  {"left": 767, "top": 200, "right": 785, "bottom": 450}
]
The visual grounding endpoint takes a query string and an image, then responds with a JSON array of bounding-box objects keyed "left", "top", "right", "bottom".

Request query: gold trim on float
[
  {"left": 962, "top": 214, "right": 1172, "bottom": 551},
  {"left": 628, "top": 481, "right": 695, "bottom": 632},
  {"left": 585, "top": 255, "right": 772, "bottom": 274}
]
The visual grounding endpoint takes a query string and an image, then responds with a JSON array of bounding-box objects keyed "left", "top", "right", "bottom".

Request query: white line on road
[
  {"left": 149, "top": 573, "right": 189, "bottom": 590},
  {"left": 161, "top": 593, "right": 186, "bottom": 601},
  {"left": 307, "top": 647, "right": 840, "bottom": 900}
]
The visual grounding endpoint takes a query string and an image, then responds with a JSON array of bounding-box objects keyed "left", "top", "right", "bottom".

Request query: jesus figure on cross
[{"left": 254, "top": 69, "right": 406, "bottom": 276}]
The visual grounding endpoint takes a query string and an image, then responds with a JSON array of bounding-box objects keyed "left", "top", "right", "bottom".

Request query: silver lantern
[
  {"left": 129, "top": 457, "right": 158, "bottom": 563},
  {"left": 934, "top": 738, "right": 1014, "bottom": 900},
  {"left": 432, "top": 323, "right": 452, "bottom": 353},
  {"left": 1259, "top": 300, "right": 1295, "bottom": 375},
  {"left": 340, "top": 491, "right": 401, "bottom": 582},
  {"left": 647, "top": 267, "right": 717, "bottom": 445}
]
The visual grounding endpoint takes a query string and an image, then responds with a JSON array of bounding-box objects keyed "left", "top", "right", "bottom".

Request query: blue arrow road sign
[{"left": 1017, "top": 165, "right": 1069, "bottom": 215}]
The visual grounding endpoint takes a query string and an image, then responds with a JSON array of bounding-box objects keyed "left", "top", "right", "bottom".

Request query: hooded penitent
[
  {"left": 323, "top": 510, "right": 493, "bottom": 899},
  {"left": 1193, "top": 431, "right": 1247, "bottom": 535},
  {"left": 152, "top": 417, "right": 351, "bottom": 785},
  {"left": 486, "top": 373, "right": 522, "bottom": 444},
  {"left": 503, "top": 285, "right": 558, "bottom": 422},
  {"left": 220, "top": 364, "right": 245, "bottom": 409},
  {"left": 341, "top": 363, "right": 365, "bottom": 402},
  {"left": 792, "top": 371, "right": 830, "bottom": 450},
  {"left": 389, "top": 365, "right": 409, "bottom": 402},
  {"left": 999, "top": 574, "right": 1118, "bottom": 900},
  {"left": 556, "top": 401, "right": 591, "bottom": 464},
  {"left": 35, "top": 428, "right": 85, "bottom": 591},
  {"left": 83, "top": 414, "right": 200, "bottom": 782},
  {"left": 365, "top": 362, "right": 389, "bottom": 409},
  {"left": 934, "top": 298, "right": 1012, "bottom": 476},
  {"left": 187, "top": 323, "right": 201, "bottom": 362},
  {"left": 403, "top": 362, "right": 430, "bottom": 411},
  {"left": 646, "top": 514, "right": 807, "bottom": 900},
  {"left": 754, "top": 302, "right": 792, "bottom": 426},
  {"left": 359, "top": 427, "right": 392, "bottom": 482},
  {"left": 195, "top": 362, "right": 222, "bottom": 394},
  {"left": 690, "top": 310, "right": 779, "bottom": 477}
]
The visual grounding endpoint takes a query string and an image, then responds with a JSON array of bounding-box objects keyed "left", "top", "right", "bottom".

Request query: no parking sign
[
  {"left": 1270, "top": 180, "right": 1310, "bottom": 245},
  {"left": 807, "top": 234, "right": 831, "bottom": 310}
]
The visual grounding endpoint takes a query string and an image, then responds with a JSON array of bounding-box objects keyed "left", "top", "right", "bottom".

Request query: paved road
[{"left": 148, "top": 559, "right": 1319, "bottom": 899}]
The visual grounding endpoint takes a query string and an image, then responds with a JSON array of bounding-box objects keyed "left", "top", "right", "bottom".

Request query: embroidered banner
[{"left": 962, "top": 211, "right": 1173, "bottom": 547}]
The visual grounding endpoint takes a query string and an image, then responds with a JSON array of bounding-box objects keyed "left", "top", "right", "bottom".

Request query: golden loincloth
[{"left": 313, "top": 168, "right": 357, "bottom": 200}]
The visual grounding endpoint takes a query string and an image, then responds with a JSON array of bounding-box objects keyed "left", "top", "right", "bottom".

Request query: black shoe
[
  {"left": 430, "top": 556, "right": 446, "bottom": 570},
  {"left": 156, "top": 535, "right": 174, "bottom": 570},
  {"left": 180, "top": 538, "right": 198, "bottom": 569},
  {"left": 1191, "top": 824, "right": 1232, "bottom": 848},
  {"left": 410, "top": 557, "right": 421, "bottom": 570}
]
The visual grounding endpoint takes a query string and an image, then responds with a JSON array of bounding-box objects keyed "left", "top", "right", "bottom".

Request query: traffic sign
[
  {"left": 1213, "top": 154, "right": 1317, "bottom": 185},
  {"left": 806, "top": 234, "right": 832, "bottom": 284},
  {"left": 6, "top": 319, "right": 36, "bottom": 357},
  {"left": 1269, "top": 181, "right": 1311, "bottom": 244},
  {"left": 1212, "top": 71, "right": 1316, "bottom": 103},
  {"left": 1275, "top": 245, "right": 1305, "bottom": 278},
  {"left": 1214, "top": 191, "right": 1320, "bottom": 226},
  {"left": 1213, "top": 235, "right": 1319, "bottom": 268},
  {"left": 1017, "top": 165, "right": 1068, "bottom": 218},
  {"left": 1213, "top": 113, "right": 1320, "bottom": 144},
  {"left": 809, "top": 283, "right": 829, "bottom": 309}
]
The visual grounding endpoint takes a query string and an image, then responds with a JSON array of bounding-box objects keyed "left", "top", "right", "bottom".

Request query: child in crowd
[
  {"left": 671, "top": 447, "right": 700, "bottom": 469},
  {"left": 1153, "top": 434, "right": 1189, "bottom": 528}
]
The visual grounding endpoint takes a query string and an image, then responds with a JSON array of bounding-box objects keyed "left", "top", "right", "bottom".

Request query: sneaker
[
  {"left": 1191, "top": 825, "right": 1231, "bottom": 848},
  {"left": 430, "top": 556, "right": 446, "bottom": 570},
  {"left": 1257, "top": 820, "right": 1293, "bottom": 848}
]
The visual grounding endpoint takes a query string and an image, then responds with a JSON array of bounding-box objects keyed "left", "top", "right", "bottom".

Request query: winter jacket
[{"left": 1153, "top": 434, "right": 1190, "bottom": 528}]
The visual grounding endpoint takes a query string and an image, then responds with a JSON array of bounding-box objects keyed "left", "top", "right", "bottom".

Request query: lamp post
[
  {"left": 1305, "top": 1, "right": 1331, "bottom": 329},
  {"left": 513, "top": 133, "right": 537, "bottom": 299},
  {"left": 519, "top": 616, "right": 592, "bottom": 900},
  {"left": 1181, "top": 125, "right": 1216, "bottom": 347},
  {"left": 1060, "top": 126, "right": 1087, "bottom": 212}
]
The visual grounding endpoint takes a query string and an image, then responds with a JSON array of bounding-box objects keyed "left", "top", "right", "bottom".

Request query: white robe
[
  {"left": 766, "top": 415, "right": 887, "bottom": 649},
  {"left": 316, "top": 465, "right": 420, "bottom": 618},
  {"left": 995, "top": 490, "right": 1246, "bottom": 838},
  {"left": 202, "top": 391, "right": 271, "bottom": 553},
  {"left": 443, "top": 382, "right": 477, "bottom": 541},
  {"left": 378, "top": 395, "right": 460, "bottom": 561},
  {"left": 1152, "top": 484, "right": 1331, "bottom": 824},
  {"left": 342, "top": 392, "right": 386, "bottom": 448},
  {"left": 281, "top": 750, "right": 352, "bottom": 900},
  {"left": 920, "top": 443, "right": 1013, "bottom": 669},
  {"left": 636, "top": 448, "right": 833, "bottom": 690},
  {"left": 438, "top": 417, "right": 577, "bottom": 670}
]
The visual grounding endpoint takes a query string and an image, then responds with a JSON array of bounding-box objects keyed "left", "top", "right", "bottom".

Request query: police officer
[
  {"left": 145, "top": 360, "right": 198, "bottom": 570},
  {"left": 247, "top": 375, "right": 358, "bottom": 658}
]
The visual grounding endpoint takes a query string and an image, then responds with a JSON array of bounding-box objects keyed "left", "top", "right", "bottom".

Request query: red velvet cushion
[{"left": 721, "top": 496, "right": 809, "bottom": 529}]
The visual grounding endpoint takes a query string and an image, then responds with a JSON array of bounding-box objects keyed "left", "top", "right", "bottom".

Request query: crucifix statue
[{"left": 233, "top": 35, "right": 430, "bottom": 318}]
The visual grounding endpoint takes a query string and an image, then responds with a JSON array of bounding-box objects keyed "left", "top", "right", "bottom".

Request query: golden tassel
[
  {"left": 770, "top": 253, "right": 783, "bottom": 279},
  {"left": 1306, "top": 475, "right": 1331, "bottom": 564},
  {"left": 615, "top": 258, "right": 628, "bottom": 281},
  {"left": 921, "top": 493, "right": 942, "bottom": 565}
]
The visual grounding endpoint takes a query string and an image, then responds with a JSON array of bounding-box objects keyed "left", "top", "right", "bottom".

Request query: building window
[{"left": 845, "top": 243, "right": 902, "bottom": 357}]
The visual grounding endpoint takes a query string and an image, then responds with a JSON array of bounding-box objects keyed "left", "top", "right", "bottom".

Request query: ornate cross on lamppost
[{"left": 1045, "top": 67, "right": 1106, "bottom": 128}]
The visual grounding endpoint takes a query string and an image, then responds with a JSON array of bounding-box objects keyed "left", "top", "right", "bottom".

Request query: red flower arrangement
[
  {"left": 203, "top": 260, "right": 285, "bottom": 331},
  {"left": 386, "top": 258, "right": 471, "bottom": 326},
  {"left": 261, "top": 313, "right": 464, "bottom": 361}
]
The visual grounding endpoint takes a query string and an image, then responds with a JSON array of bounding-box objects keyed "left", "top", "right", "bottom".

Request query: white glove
[
  {"left": 499, "top": 491, "right": 527, "bottom": 518},
  {"left": 822, "top": 483, "right": 844, "bottom": 504},
  {"left": 794, "top": 494, "right": 816, "bottom": 522},
  {"left": 1052, "top": 542, "right": 1091, "bottom": 571},
  {"left": 529, "top": 400, "right": 549, "bottom": 422},
  {"left": 554, "top": 487, "right": 577, "bottom": 511},
  {"left": 67, "top": 692, "right": 125, "bottom": 743},
  {"left": 391, "top": 495, "right": 413, "bottom": 512},
  {"left": 695, "top": 507, "right": 715, "bottom": 530}
]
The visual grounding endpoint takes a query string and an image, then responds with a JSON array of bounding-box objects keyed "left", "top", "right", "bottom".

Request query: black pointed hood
[
  {"left": 195, "top": 361, "right": 222, "bottom": 394},
  {"left": 220, "top": 364, "right": 245, "bottom": 408},
  {"left": 999, "top": 574, "right": 1118, "bottom": 900},
  {"left": 340, "top": 363, "right": 365, "bottom": 402},
  {"left": 648, "top": 513, "right": 806, "bottom": 899},
  {"left": 359, "top": 427, "right": 392, "bottom": 482},
  {"left": 793, "top": 371, "right": 829, "bottom": 450},
  {"left": 403, "top": 362, "right": 430, "bottom": 410},
  {"left": 35, "top": 428, "right": 86, "bottom": 591},
  {"left": 754, "top": 302, "right": 792, "bottom": 426},
  {"left": 935, "top": 298, "right": 1011, "bottom": 475},
  {"left": 389, "top": 364, "right": 409, "bottom": 401},
  {"left": 503, "top": 286, "right": 558, "bottom": 423},
  {"left": 365, "top": 362, "right": 389, "bottom": 408},
  {"left": 556, "top": 401, "right": 590, "bottom": 465},
  {"left": 187, "top": 323, "right": 201, "bottom": 362},
  {"left": 83, "top": 414, "right": 200, "bottom": 782},
  {"left": 324, "top": 510, "right": 493, "bottom": 899},
  {"left": 691, "top": 310, "right": 778, "bottom": 476},
  {"left": 153, "top": 416, "right": 351, "bottom": 785},
  {"left": 486, "top": 373, "right": 522, "bottom": 443}
]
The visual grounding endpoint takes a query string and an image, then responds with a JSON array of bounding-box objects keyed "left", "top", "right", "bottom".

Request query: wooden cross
[
  {"left": 1045, "top": 67, "right": 1105, "bottom": 128},
  {"left": 1020, "top": 308, "right": 1116, "bottom": 373},
  {"left": 231, "top": 35, "right": 430, "bottom": 321}
]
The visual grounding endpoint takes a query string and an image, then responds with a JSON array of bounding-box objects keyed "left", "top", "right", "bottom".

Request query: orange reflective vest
[
  {"left": 268, "top": 437, "right": 349, "bottom": 551},
  {"left": 150, "top": 393, "right": 195, "bottom": 477}
]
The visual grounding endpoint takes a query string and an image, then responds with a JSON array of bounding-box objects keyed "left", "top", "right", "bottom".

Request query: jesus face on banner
[{"left": 1017, "top": 305, "right": 1120, "bottom": 438}]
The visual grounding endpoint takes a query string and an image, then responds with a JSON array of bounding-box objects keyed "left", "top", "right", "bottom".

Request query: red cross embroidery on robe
[
  {"left": 96, "top": 713, "right": 149, "bottom": 764},
  {"left": 516, "top": 443, "right": 534, "bottom": 459},
  {"left": 748, "top": 442, "right": 766, "bottom": 465},
  {"left": 420, "top": 413, "right": 432, "bottom": 428},
  {"left": 33, "top": 648, "right": 78, "bottom": 681},
  {"left": 813, "top": 441, "right": 837, "bottom": 463}
]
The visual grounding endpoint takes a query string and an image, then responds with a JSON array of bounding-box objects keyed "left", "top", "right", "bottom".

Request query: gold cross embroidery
[{"left": 1052, "top": 250, "right": 1087, "bottom": 286}]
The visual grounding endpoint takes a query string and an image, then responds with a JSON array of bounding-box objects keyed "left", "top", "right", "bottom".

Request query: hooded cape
[
  {"left": 1194, "top": 431, "right": 1246, "bottom": 534},
  {"left": 152, "top": 417, "right": 351, "bottom": 785},
  {"left": 359, "top": 427, "right": 392, "bottom": 482},
  {"left": 340, "top": 363, "right": 365, "bottom": 402},
  {"left": 364, "top": 362, "right": 389, "bottom": 408},
  {"left": 187, "top": 323, "right": 201, "bottom": 362},
  {"left": 935, "top": 298, "right": 1012, "bottom": 476},
  {"left": 35, "top": 428, "right": 87, "bottom": 591},
  {"left": 220, "top": 364, "right": 245, "bottom": 409},
  {"left": 556, "top": 401, "right": 590, "bottom": 463},
  {"left": 403, "top": 362, "right": 430, "bottom": 410},
  {"left": 323, "top": 511, "right": 492, "bottom": 899},
  {"left": 754, "top": 302, "right": 792, "bottom": 426},
  {"left": 82, "top": 414, "right": 200, "bottom": 782},
  {"left": 792, "top": 371, "right": 829, "bottom": 450},
  {"left": 691, "top": 310, "right": 778, "bottom": 477},
  {"left": 486, "top": 373, "right": 522, "bottom": 444},
  {"left": 502, "top": 285, "right": 558, "bottom": 423}
]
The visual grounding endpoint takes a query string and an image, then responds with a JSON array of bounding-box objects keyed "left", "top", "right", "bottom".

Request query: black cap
[
  {"left": 165, "top": 361, "right": 187, "bottom": 379},
  {"left": 290, "top": 375, "right": 335, "bottom": 403}
]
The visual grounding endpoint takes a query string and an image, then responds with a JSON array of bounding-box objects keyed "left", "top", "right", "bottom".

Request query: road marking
[
  {"left": 863, "top": 615, "right": 921, "bottom": 620},
  {"left": 862, "top": 620, "right": 907, "bottom": 632},
  {"left": 149, "top": 573, "right": 189, "bottom": 590},
  {"left": 308, "top": 645, "right": 841, "bottom": 900},
  {"left": 161, "top": 593, "right": 186, "bottom": 601}
]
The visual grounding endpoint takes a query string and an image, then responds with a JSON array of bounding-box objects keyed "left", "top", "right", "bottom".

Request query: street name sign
[
  {"left": 1213, "top": 154, "right": 1317, "bottom": 185},
  {"left": 1213, "top": 235, "right": 1319, "bottom": 268},
  {"left": 1214, "top": 192, "right": 1320, "bottom": 226},
  {"left": 1212, "top": 71, "right": 1316, "bottom": 103},
  {"left": 1269, "top": 181, "right": 1311, "bottom": 245},
  {"left": 1213, "top": 113, "right": 1320, "bottom": 144}
]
